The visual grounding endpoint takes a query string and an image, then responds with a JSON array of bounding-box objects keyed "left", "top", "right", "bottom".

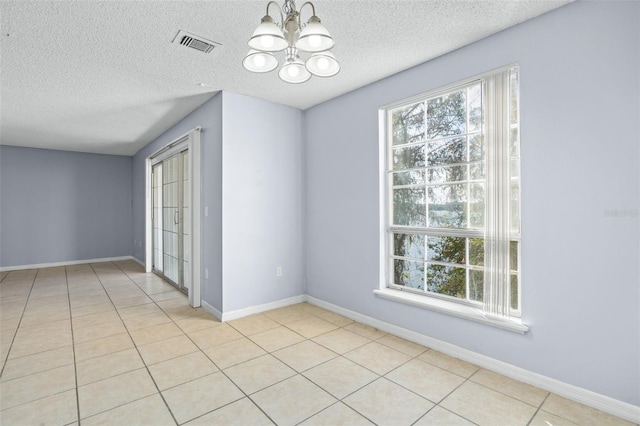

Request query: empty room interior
[{"left": 0, "top": 0, "right": 639, "bottom": 425}]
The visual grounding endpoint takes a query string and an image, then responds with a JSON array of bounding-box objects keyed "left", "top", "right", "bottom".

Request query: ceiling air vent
[{"left": 172, "top": 30, "right": 220, "bottom": 54}]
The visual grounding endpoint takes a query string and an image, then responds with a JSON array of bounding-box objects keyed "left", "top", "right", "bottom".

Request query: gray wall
[
  {"left": 0, "top": 145, "right": 132, "bottom": 267},
  {"left": 131, "top": 92, "right": 304, "bottom": 313},
  {"left": 132, "top": 93, "right": 223, "bottom": 311},
  {"left": 304, "top": 0, "right": 639, "bottom": 406},
  {"left": 221, "top": 92, "right": 304, "bottom": 312}
]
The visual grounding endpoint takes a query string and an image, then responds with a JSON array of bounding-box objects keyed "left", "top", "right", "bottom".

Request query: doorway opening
[{"left": 145, "top": 128, "right": 201, "bottom": 307}]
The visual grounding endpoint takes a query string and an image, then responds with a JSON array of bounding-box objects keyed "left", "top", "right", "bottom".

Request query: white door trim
[{"left": 145, "top": 128, "right": 202, "bottom": 308}]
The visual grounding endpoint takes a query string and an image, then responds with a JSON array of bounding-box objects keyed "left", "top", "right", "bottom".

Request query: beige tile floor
[{"left": 0, "top": 261, "right": 636, "bottom": 425}]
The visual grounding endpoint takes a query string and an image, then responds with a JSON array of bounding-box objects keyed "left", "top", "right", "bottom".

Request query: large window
[{"left": 383, "top": 65, "right": 521, "bottom": 321}]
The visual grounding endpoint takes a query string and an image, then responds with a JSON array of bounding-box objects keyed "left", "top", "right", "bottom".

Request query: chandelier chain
[{"left": 283, "top": 0, "right": 296, "bottom": 16}]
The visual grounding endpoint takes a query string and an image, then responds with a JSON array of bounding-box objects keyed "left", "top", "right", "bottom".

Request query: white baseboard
[
  {"left": 0, "top": 256, "right": 136, "bottom": 272},
  {"left": 200, "top": 296, "right": 305, "bottom": 322},
  {"left": 304, "top": 295, "right": 640, "bottom": 424},
  {"left": 201, "top": 300, "right": 223, "bottom": 322},
  {"left": 220, "top": 295, "right": 306, "bottom": 322},
  {"left": 129, "top": 257, "right": 145, "bottom": 267}
]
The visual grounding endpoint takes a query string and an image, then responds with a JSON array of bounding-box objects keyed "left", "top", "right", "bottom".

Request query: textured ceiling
[{"left": 0, "top": 0, "right": 571, "bottom": 156}]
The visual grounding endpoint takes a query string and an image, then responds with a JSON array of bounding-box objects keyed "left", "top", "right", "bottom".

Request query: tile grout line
[
  {"left": 526, "top": 392, "right": 552, "bottom": 426},
  {"left": 222, "top": 314, "right": 379, "bottom": 425},
  {"left": 64, "top": 265, "right": 82, "bottom": 426},
  {"left": 256, "top": 313, "right": 400, "bottom": 425},
  {"left": 348, "top": 333, "right": 474, "bottom": 426},
  {"left": 291, "top": 377, "right": 379, "bottom": 426},
  {"left": 308, "top": 318, "right": 543, "bottom": 425},
  {"left": 111, "top": 260, "right": 281, "bottom": 425},
  {"left": 90, "top": 261, "right": 180, "bottom": 425},
  {"left": 0, "top": 270, "right": 78, "bottom": 415},
  {"left": 329, "top": 330, "right": 428, "bottom": 426},
  {"left": 226, "top": 310, "right": 462, "bottom": 426},
  {"left": 410, "top": 373, "right": 476, "bottom": 426},
  {"left": 0, "top": 269, "right": 39, "bottom": 379},
  {"left": 184, "top": 314, "right": 321, "bottom": 423},
  {"left": 110, "top": 261, "right": 277, "bottom": 424},
  {"left": 465, "top": 368, "right": 550, "bottom": 413},
  {"left": 298, "top": 310, "right": 586, "bottom": 426},
  {"left": 175, "top": 309, "right": 368, "bottom": 424},
  {"left": 288, "top": 379, "right": 369, "bottom": 426},
  {"left": 171, "top": 316, "right": 280, "bottom": 425}
]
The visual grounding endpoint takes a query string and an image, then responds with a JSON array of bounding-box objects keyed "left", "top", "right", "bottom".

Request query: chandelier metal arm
[
  {"left": 298, "top": 1, "right": 317, "bottom": 22},
  {"left": 264, "top": 0, "right": 319, "bottom": 32},
  {"left": 265, "top": 1, "right": 284, "bottom": 26}
]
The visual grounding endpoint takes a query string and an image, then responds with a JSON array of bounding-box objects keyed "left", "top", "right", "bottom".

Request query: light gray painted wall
[
  {"left": 132, "top": 93, "right": 223, "bottom": 310},
  {"left": 304, "top": 0, "right": 639, "bottom": 406},
  {"left": 0, "top": 145, "right": 132, "bottom": 267},
  {"left": 222, "top": 92, "right": 304, "bottom": 312},
  {"left": 131, "top": 91, "right": 304, "bottom": 313}
]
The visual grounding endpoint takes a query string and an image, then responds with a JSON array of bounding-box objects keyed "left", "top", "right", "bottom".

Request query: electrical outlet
[
  {"left": 276, "top": 266, "right": 282, "bottom": 277},
  {"left": 204, "top": 268, "right": 209, "bottom": 279}
]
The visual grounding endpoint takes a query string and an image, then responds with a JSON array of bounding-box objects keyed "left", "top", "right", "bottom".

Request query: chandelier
[{"left": 242, "top": 0, "right": 340, "bottom": 84}]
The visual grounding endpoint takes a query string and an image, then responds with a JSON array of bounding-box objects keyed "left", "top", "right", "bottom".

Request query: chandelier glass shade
[
  {"left": 242, "top": 50, "right": 279, "bottom": 73},
  {"left": 305, "top": 51, "right": 340, "bottom": 77},
  {"left": 243, "top": 0, "right": 339, "bottom": 83},
  {"left": 296, "top": 15, "right": 334, "bottom": 52},
  {"left": 279, "top": 57, "right": 311, "bottom": 84},
  {"left": 248, "top": 16, "right": 288, "bottom": 52}
]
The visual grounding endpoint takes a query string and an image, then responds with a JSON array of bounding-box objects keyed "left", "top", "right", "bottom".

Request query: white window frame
[
  {"left": 376, "top": 65, "right": 528, "bottom": 334},
  {"left": 145, "top": 128, "right": 202, "bottom": 308}
]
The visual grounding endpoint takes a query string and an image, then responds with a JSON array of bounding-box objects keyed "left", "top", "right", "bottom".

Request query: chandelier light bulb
[
  {"left": 243, "top": 50, "right": 278, "bottom": 73},
  {"left": 279, "top": 57, "right": 311, "bottom": 84},
  {"left": 295, "top": 15, "right": 334, "bottom": 53},
  {"left": 248, "top": 15, "right": 288, "bottom": 52},
  {"left": 253, "top": 55, "right": 266, "bottom": 67},
  {"left": 305, "top": 51, "right": 340, "bottom": 77},
  {"left": 308, "top": 35, "right": 322, "bottom": 49},
  {"left": 261, "top": 35, "right": 274, "bottom": 49},
  {"left": 316, "top": 57, "right": 329, "bottom": 70},
  {"left": 288, "top": 65, "right": 300, "bottom": 77}
]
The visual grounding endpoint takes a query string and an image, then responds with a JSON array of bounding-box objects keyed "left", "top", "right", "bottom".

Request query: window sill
[{"left": 373, "top": 288, "right": 529, "bottom": 334}]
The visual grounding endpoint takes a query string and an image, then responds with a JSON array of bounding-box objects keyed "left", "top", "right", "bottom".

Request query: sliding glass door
[{"left": 152, "top": 149, "right": 189, "bottom": 294}]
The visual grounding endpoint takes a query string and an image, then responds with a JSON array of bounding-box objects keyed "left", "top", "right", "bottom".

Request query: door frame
[{"left": 145, "top": 128, "right": 202, "bottom": 307}]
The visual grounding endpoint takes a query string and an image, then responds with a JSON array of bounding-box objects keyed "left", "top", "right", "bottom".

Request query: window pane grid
[
  {"left": 385, "top": 66, "right": 521, "bottom": 317},
  {"left": 391, "top": 231, "right": 487, "bottom": 303},
  {"left": 390, "top": 233, "right": 519, "bottom": 306},
  {"left": 389, "top": 85, "right": 485, "bottom": 232}
]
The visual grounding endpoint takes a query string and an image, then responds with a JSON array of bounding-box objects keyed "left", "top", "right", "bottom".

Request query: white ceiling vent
[{"left": 172, "top": 30, "right": 220, "bottom": 54}]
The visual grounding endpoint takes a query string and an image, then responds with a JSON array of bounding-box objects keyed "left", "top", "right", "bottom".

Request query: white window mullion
[{"left": 483, "top": 71, "right": 512, "bottom": 318}]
